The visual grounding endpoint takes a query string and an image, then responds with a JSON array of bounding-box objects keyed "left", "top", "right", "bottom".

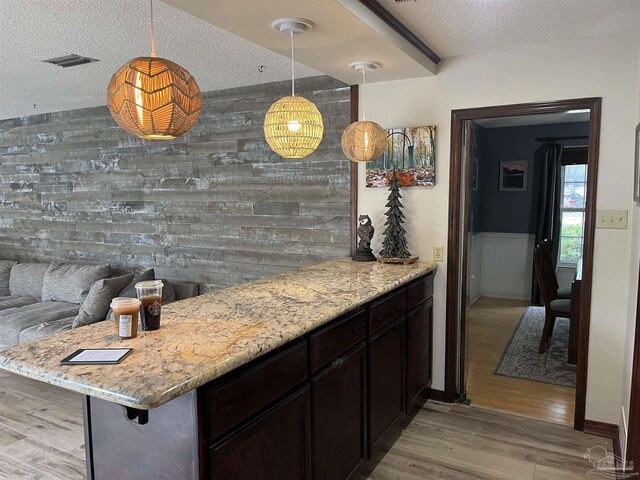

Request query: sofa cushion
[
  {"left": 9, "top": 263, "right": 50, "bottom": 298},
  {"left": 0, "top": 296, "right": 40, "bottom": 311},
  {"left": 73, "top": 273, "right": 135, "bottom": 329},
  {"left": 0, "top": 301, "right": 80, "bottom": 348},
  {"left": 19, "top": 316, "right": 75, "bottom": 343},
  {"left": 119, "top": 269, "right": 155, "bottom": 298},
  {"left": 42, "top": 263, "right": 111, "bottom": 304},
  {"left": 0, "top": 260, "right": 16, "bottom": 296}
]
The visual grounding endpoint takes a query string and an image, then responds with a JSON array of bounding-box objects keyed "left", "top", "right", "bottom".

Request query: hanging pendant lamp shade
[
  {"left": 107, "top": 57, "right": 201, "bottom": 140},
  {"left": 264, "top": 95, "right": 323, "bottom": 159},
  {"left": 264, "top": 18, "right": 323, "bottom": 159},
  {"left": 341, "top": 120, "right": 386, "bottom": 163},
  {"left": 107, "top": 0, "right": 201, "bottom": 140},
  {"left": 341, "top": 61, "right": 386, "bottom": 163}
]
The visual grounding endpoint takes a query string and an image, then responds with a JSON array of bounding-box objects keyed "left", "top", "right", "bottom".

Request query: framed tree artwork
[{"left": 499, "top": 160, "right": 527, "bottom": 192}]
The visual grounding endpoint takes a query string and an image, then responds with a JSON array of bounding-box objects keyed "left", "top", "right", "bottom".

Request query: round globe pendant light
[
  {"left": 107, "top": 0, "right": 201, "bottom": 140},
  {"left": 263, "top": 18, "right": 324, "bottom": 159},
  {"left": 341, "top": 61, "right": 386, "bottom": 163}
]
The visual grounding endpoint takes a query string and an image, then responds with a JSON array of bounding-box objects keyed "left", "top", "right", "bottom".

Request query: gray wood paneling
[{"left": 0, "top": 76, "right": 351, "bottom": 288}]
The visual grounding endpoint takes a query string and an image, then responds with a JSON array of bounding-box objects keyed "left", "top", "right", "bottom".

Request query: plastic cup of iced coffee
[
  {"left": 135, "top": 280, "right": 164, "bottom": 331},
  {"left": 110, "top": 297, "right": 141, "bottom": 339}
]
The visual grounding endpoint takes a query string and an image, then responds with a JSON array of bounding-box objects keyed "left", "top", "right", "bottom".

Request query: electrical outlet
[
  {"left": 433, "top": 246, "right": 444, "bottom": 262},
  {"left": 596, "top": 210, "right": 628, "bottom": 229}
]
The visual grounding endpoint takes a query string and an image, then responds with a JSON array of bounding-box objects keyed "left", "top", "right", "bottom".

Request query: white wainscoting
[{"left": 470, "top": 232, "right": 536, "bottom": 302}]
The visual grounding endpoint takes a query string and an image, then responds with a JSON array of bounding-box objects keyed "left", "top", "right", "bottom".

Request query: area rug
[{"left": 494, "top": 306, "right": 576, "bottom": 387}]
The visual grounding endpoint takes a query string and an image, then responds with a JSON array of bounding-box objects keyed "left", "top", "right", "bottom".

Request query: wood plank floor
[
  {"left": 362, "top": 402, "right": 611, "bottom": 479},
  {"left": 465, "top": 297, "right": 575, "bottom": 425},
  {"left": 0, "top": 370, "right": 610, "bottom": 479}
]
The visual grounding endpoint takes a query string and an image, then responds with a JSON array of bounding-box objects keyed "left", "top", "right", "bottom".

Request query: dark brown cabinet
[
  {"left": 406, "top": 297, "right": 433, "bottom": 412},
  {"left": 83, "top": 272, "right": 435, "bottom": 480},
  {"left": 209, "top": 387, "right": 311, "bottom": 480},
  {"left": 368, "top": 318, "right": 405, "bottom": 454},
  {"left": 311, "top": 344, "right": 366, "bottom": 480}
]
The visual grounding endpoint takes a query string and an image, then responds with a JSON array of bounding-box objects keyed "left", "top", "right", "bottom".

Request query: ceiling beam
[{"left": 337, "top": 0, "right": 440, "bottom": 74}]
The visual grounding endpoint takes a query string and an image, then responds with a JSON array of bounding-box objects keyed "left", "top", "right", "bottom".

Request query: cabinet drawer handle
[{"left": 332, "top": 357, "right": 345, "bottom": 367}]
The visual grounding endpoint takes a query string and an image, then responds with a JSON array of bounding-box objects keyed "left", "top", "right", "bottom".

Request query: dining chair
[{"left": 534, "top": 239, "right": 571, "bottom": 354}]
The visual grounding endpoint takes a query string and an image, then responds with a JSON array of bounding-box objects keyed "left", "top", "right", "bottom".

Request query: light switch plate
[{"left": 596, "top": 210, "right": 628, "bottom": 229}]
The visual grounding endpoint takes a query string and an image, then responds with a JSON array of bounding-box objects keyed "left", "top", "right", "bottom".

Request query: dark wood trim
[
  {"left": 350, "top": 85, "right": 359, "bottom": 259},
  {"left": 625, "top": 262, "right": 640, "bottom": 469},
  {"left": 425, "top": 388, "right": 449, "bottom": 403},
  {"left": 82, "top": 396, "right": 94, "bottom": 480},
  {"left": 444, "top": 111, "right": 463, "bottom": 401},
  {"left": 574, "top": 97, "right": 601, "bottom": 430},
  {"left": 584, "top": 420, "right": 621, "bottom": 460},
  {"left": 445, "top": 98, "right": 602, "bottom": 430},
  {"left": 356, "top": 0, "right": 441, "bottom": 65}
]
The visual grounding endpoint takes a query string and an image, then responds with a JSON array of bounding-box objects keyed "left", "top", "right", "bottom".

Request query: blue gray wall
[{"left": 475, "top": 122, "right": 590, "bottom": 234}]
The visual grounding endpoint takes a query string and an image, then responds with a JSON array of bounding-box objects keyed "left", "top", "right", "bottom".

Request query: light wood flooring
[
  {"left": 362, "top": 402, "right": 611, "bottom": 479},
  {"left": 1, "top": 369, "right": 611, "bottom": 479},
  {"left": 465, "top": 297, "right": 575, "bottom": 425}
]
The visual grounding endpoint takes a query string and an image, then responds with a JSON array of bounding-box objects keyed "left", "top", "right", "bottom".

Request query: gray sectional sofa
[{"left": 0, "top": 260, "right": 199, "bottom": 348}]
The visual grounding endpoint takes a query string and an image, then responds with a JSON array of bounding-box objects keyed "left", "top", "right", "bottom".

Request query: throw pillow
[
  {"left": 42, "top": 263, "right": 111, "bottom": 304},
  {"left": 106, "top": 269, "right": 155, "bottom": 320},
  {"left": 73, "top": 273, "right": 135, "bottom": 328},
  {"left": 119, "top": 269, "right": 155, "bottom": 298},
  {"left": 160, "top": 279, "right": 176, "bottom": 304},
  {"left": 9, "top": 263, "right": 51, "bottom": 298},
  {"left": 0, "top": 260, "right": 16, "bottom": 296}
]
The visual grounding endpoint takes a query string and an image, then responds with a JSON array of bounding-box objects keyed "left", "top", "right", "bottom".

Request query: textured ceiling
[
  {"left": 379, "top": 0, "right": 640, "bottom": 58},
  {"left": 0, "top": 0, "right": 321, "bottom": 120}
]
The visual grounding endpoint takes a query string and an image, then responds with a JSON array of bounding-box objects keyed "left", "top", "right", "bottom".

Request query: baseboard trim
[
  {"left": 425, "top": 388, "right": 451, "bottom": 403},
  {"left": 584, "top": 420, "right": 621, "bottom": 459}
]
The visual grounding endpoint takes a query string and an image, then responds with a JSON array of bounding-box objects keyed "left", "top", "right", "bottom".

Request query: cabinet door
[
  {"left": 406, "top": 297, "right": 433, "bottom": 412},
  {"left": 312, "top": 344, "right": 366, "bottom": 480},
  {"left": 369, "top": 318, "right": 405, "bottom": 454},
  {"left": 209, "top": 387, "right": 311, "bottom": 480}
]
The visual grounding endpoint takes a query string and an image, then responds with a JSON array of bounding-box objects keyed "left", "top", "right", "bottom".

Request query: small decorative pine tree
[{"left": 380, "top": 170, "right": 412, "bottom": 258}]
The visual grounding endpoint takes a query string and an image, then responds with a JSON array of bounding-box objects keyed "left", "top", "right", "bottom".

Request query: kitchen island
[{"left": 0, "top": 258, "right": 436, "bottom": 479}]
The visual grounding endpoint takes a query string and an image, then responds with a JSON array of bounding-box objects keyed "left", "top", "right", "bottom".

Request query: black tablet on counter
[{"left": 60, "top": 348, "right": 133, "bottom": 365}]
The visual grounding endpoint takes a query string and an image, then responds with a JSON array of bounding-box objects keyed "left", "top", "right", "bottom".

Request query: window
[{"left": 559, "top": 164, "right": 587, "bottom": 264}]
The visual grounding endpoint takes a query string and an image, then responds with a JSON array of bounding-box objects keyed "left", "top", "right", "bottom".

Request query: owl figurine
[{"left": 354, "top": 215, "right": 376, "bottom": 262}]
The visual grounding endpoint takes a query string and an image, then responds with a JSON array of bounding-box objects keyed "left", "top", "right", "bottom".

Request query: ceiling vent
[{"left": 42, "top": 54, "right": 99, "bottom": 68}]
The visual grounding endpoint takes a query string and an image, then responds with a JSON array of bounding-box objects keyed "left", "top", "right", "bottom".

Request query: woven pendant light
[
  {"left": 341, "top": 62, "right": 386, "bottom": 163},
  {"left": 107, "top": 0, "right": 201, "bottom": 140},
  {"left": 263, "top": 19, "right": 323, "bottom": 159}
]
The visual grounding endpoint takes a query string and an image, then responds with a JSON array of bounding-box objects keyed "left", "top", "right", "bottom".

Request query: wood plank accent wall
[{"left": 0, "top": 76, "right": 351, "bottom": 290}]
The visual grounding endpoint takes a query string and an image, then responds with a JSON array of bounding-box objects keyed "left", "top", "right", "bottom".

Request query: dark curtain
[{"left": 531, "top": 143, "right": 563, "bottom": 304}]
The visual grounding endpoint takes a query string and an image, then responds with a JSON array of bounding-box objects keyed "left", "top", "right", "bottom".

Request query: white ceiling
[
  {"left": 2, "top": 1, "right": 639, "bottom": 120},
  {"left": 0, "top": 0, "right": 321, "bottom": 120},
  {"left": 475, "top": 111, "right": 590, "bottom": 129},
  {"left": 379, "top": 0, "right": 640, "bottom": 58},
  {"left": 163, "top": 0, "right": 438, "bottom": 85}
]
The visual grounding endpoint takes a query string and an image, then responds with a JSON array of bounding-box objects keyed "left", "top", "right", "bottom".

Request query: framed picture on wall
[
  {"left": 634, "top": 123, "right": 640, "bottom": 202},
  {"left": 499, "top": 160, "right": 527, "bottom": 192}
]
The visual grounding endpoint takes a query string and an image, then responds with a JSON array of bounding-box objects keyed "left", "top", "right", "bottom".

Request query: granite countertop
[{"left": 0, "top": 258, "right": 437, "bottom": 409}]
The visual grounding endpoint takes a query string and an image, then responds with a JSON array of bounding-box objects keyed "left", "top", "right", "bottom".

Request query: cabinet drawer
[
  {"left": 203, "top": 340, "right": 308, "bottom": 440},
  {"left": 369, "top": 288, "right": 406, "bottom": 335},
  {"left": 407, "top": 273, "right": 434, "bottom": 311},
  {"left": 310, "top": 309, "right": 366, "bottom": 373}
]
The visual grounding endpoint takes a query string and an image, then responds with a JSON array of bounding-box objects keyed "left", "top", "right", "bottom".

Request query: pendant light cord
[
  {"left": 361, "top": 68, "right": 366, "bottom": 121},
  {"left": 150, "top": 0, "right": 156, "bottom": 57},
  {"left": 290, "top": 30, "right": 295, "bottom": 96}
]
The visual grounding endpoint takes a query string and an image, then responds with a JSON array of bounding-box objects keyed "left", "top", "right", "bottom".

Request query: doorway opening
[{"left": 445, "top": 99, "right": 601, "bottom": 430}]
